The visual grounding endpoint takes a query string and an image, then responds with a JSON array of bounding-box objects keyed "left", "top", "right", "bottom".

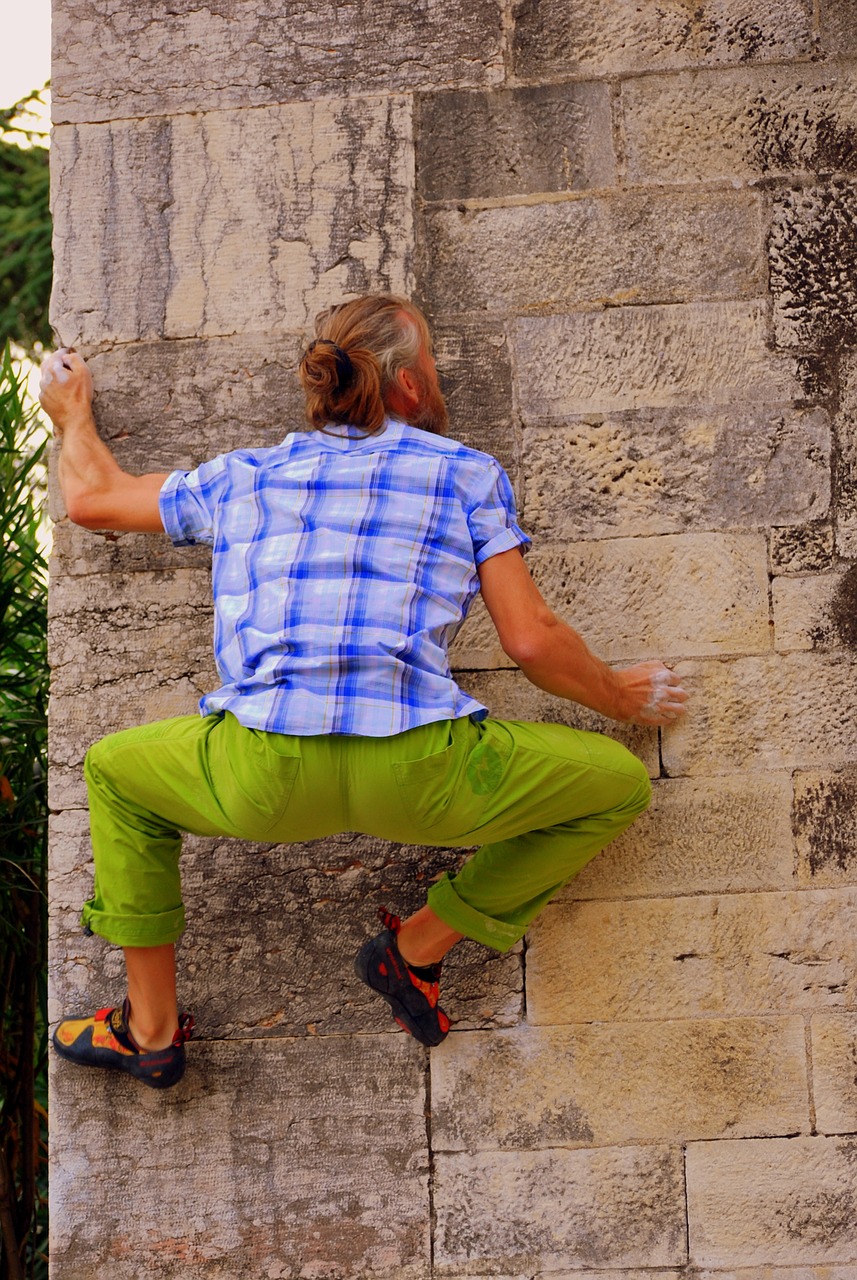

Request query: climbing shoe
[
  {"left": 52, "top": 998, "right": 194, "bottom": 1089},
  {"left": 354, "top": 908, "right": 451, "bottom": 1047}
]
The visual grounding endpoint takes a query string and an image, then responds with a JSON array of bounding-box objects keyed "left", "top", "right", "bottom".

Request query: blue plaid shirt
[{"left": 159, "top": 418, "right": 530, "bottom": 736}]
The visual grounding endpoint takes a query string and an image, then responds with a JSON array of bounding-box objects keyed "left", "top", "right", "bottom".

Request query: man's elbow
[
  {"left": 65, "top": 493, "right": 110, "bottom": 530},
  {"left": 500, "top": 609, "right": 558, "bottom": 669}
]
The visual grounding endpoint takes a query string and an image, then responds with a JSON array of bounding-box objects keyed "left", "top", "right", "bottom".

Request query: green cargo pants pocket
[{"left": 393, "top": 718, "right": 512, "bottom": 840}]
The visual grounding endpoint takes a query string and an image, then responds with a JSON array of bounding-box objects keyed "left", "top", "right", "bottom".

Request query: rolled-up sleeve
[
  {"left": 159, "top": 455, "right": 230, "bottom": 547},
  {"left": 466, "top": 460, "right": 531, "bottom": 565}
]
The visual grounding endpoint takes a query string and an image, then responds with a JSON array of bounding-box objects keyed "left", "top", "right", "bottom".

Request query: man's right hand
[
  {"left": 39, "top": 349, "right": 94, "bottom": 436},
  {"left": 613, "top": 660, "right": 688, "bottom": 727}
]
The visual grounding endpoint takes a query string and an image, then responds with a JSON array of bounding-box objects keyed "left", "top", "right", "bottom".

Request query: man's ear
[{"left": 395, "top": 365, "right": 421, "bottom": 407}]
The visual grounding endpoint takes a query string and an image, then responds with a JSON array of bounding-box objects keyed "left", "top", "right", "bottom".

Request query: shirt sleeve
[
  {"left": 159, "top": 454, "right": 231, "bottom": 547},
  {"left": 466, "top": 459, "right": 531, "bottom": 565}
]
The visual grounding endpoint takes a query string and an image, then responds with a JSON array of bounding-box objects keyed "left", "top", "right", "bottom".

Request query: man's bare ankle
[{"left": 128, "top": 1015, "right": 177, "bottom": 1053}]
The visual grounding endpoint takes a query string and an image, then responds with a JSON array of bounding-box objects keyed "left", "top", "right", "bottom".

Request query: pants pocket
[{"left": 393, "top": 719, "right": 512, "bottom": 838}]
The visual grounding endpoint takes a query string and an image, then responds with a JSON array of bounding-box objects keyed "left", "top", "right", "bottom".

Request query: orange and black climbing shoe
[
  {"left": 52, "top": 998, "right": 194, "bottom": 1089},
  {"left": 354, "top": 908, "right": 451, "bottom": 1047}
]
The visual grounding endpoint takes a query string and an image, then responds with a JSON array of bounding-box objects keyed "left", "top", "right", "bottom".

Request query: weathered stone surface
[
  {"left": 527, "top": 533, "right": 770, "bottom": 661},
  {"left": 812, "top": 1012, "right": 857, "bottom": 1134},
  {"left": 432, "top": 1019, "right": 808, "bottom": 1150},
  {"left": 424, "top": 191, "right": 763, "bottom": 315},
  {"left": 512, "top": 0, "right": 814, "bottom": 80},
  {"left": 48, "top": 570, "right": 216, "bottom": 808},
  {"left": 513, "top": 304, "right": 800, "bottom": 416},
  {"left": 773, "top": 571, "right": 849, "bottom": 650},
  {"left": 50, "top": 1034, "right": 430, "bottom": 1279},
  {"left": 459, "top": 669, "right": 660, "bottom": 776},
  {"left": 830, "top": 351, "right": 857, "bottom": 557},
  {"left": 661, "top": 654, "right": 857, "bottom": 776},
  {"left": 622, "top": 64, "right": 857, "bottom": 184},
  {"left": 52, "top": 0, "right": 504, "bottom": 124},
  {"left": 49, "top": 813, "right": 523, "bottom": 1039},
  {"left": 686, "top": 1136, "right": 857, "bottom": 1266},
  {"left": 771, "top": 522, "right": 835, "bottom": 574},
  {"left": 433, "top": 321, "right": 519, "bottom": 479},
  {"left": 695, "top": 1271, "right": 857, "bottom": 1280},
  {"left": 794, "top": 769, "right": 857, "bottom": 887},
  {"left": 416, "top": 83, "right": 615, "bottom": 202},
  {"left": 526, "top": 889, "right": 857, "bottom": 1024},
  {"left": 521, "top": 407, "right": 831, "bottom": 541},
  {"left": 819, "top": 0, "right": 857, "bottom": 57},
  {"left": 50, "top": 98, "right": 413, "bottom": 345},
  {"left": 568, "top": 774, "right": 795, "bottom": 901},
  {"left": 433, "top": 1146, "right": 686, "bottom": 1273},
  {"left": 770, "top": 181, "right": 857, "bottom": 352}
]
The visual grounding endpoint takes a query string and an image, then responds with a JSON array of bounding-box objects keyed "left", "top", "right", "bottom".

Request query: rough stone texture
[
  {"left": 794, "top": 769, "right": 857, "bottom": 887},
  {"left": 432, "top": 1020, "right": 808, "bottom": 1150},
  {"left": 770, "top": 522, "right": 835, "bottom": 574},
  {"left": 433, "top": 1146, "right": 686, "bottom": 1273},
  {"left": 424, "top": 192, "right": 763, "bottom": 317},
  {"left": 50, "top": 813, "right": 523, "bottom": 1038},
  {"left": 51, "top": 1034, "right": 431, "bottom": 1279},
  {"left": 770, "top": 181, "right": 857, "bottom": 352},
  {"left": 772, "top": 571, "right": 848, "bottom": 650},
  {"left": 567, "top": 774, "right": 795, "bottom": 901},
  {"left": 662, "top": 654, "right": 857, "bottom": 776},
  {"left": 831, "top": 351, "right": 857, "bottom": 557},
  {"left": 622, "top": 64, "right": 857, "bottom": 184},
  {"left": 522, "top": 407, "right": 830, "bottom": 541},
  {"left": 416, "top": 83, "right": 616, "bottom": 202},
  {"left": 819, "top": 0, "right": 857, "bottom": 58},
  {"left": 52, "top": 0, "right": 505, "bottom": 124},
  {"left": 50, "top": 98, "right": 414, "bottom": 345},
  {"left": 526, "top": 889, "right": 857, "bottom": 1024},
  {"left": 512, "top": 303, "right": 800, "bottom": 416},
  {"left": 686, "top": 1136, "right": 857, "bottom": 1266},
  {"left": 432, "top": 321, "right": 518, "bottom": 479},
  {"left": 512, "top": 0, "right": 814, "bottom": 81},
  {"left": 812, "top": 1012, "right": 857, "bottom": 1135},
  {"left": 527, "top": 533, "right": 770, "bottom": 660}
]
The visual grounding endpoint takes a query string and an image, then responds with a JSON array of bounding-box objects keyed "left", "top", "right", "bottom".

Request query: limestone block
[
  {"left": 773, "top": 571, "right": 850, "bottom": 650},
  {"left": 695, "top": 1271, "right": 857, "bottom": 1280},
  {"left": 50, "top": 97, "right": 413, "bottom": 346},
  {"left": 834, "top": 351, "right": 857, "bottom": 557},
  {"left": 432, "top": 1018, "right": 808, "bottom": 1150},
  {"left": 513, "top": 303, "right": 800, "bottom": 416},
  {"left": 459, "top": 669, "right": 660, "bottom": 776},
  {"left": 794, "top": 769, "right": 857, "bottom": 887},
  {"left": 812, "top": 1012, "right": 857, "bottom": 1134},
  {"left": 416, "top": 83, "right": 615, "bottom": 202},
  {"left": 770, "top": 181, "right": 857, "bottom": 352},
  {"left": 819, "top": 0, "right": 857, "bottom": 57},
  {"left": 48, "top": 569, "right": 216, "bottom": 808},
  {"left": 432, "top": 321, "right": 519, "bottom": 480},
  {"left": 521, "top": 407, "right": 831, "bottom": 541},
  {"left": 527, "top": 533, "right": 771, "bottom": 660},
  {"left": 771, "top": 522, "right": 835, "bottom": 574},
  {"left": 567, "top": 773, "right": 795, "bottom": 901},
  {"left": 52, "top": 0, "right": 504, "bottom": 124},
  {"left": 50, "top": 1034, "right": 430, "bottom": 1279},
  {"left": 449, "top": 594, "right": 517, "bottom": 672},
  {"left": 526, "top": 889, "right": 857, "bottom": 1024},
  {"left": 425, "top": 192, "right": 763, "bottom": 316},
  {"left": 622, "top": 64, "right": 857, "bottom": 184},
  {"left": 49, "top": 822, "right": 523, "bottom": 1037},
  {"left": 512, "top": 0, "right": 814, "bottom": 80},
  {"left": 433, "top": 1145, "right": 686, "bottom": 1273},
  {"left": 661, "top": 654, "right": 857, "bottom": 776},
  {"left": 686, "top": 1135, "right": 857, "bottom": 1266}
]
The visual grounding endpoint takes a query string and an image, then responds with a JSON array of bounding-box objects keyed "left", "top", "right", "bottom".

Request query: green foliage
[
  {"left": 0, "top": 345, "right": 48, "bottom": 1280},
  {"left": 0, "top": 91, "right": 52, "bottom": 358}
]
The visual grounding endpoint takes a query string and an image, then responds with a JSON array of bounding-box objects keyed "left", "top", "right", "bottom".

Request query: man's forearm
[
  {"left": 512, "top": 615, "right": 628, "bottom": 720},
  {"left": 57, "top": 410, "right": 127, "bottom": 524}
]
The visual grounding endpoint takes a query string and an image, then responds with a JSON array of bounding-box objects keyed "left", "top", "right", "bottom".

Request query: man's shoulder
[{"left": 398, "top": 424, "right": 503, "bottom": 472}]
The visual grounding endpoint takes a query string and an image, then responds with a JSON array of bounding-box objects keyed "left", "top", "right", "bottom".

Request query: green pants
[{"left": 81, "top": 712, "right": 650, "bottom": 952}]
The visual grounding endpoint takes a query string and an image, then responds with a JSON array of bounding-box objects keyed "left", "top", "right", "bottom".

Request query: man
[{"left": 41, "top": 294, "right": 687, "bottom": 1089}]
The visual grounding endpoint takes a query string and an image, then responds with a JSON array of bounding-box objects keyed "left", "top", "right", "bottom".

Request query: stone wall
[{"left": 48, "top": 2, "right": 857, "bottom": 1276}]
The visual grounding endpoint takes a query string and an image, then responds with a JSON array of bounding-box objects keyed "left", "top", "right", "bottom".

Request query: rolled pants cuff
[
  {"left": 427, "top": 873, "right": 523, "bottom": 952},
  {"left": 80, "top": 900, "right": 186, "bottom": 948}
]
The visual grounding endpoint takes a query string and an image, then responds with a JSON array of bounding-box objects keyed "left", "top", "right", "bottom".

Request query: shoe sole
[{"left": 354, "top": 935, "right": 449, "bottom": 1048}]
